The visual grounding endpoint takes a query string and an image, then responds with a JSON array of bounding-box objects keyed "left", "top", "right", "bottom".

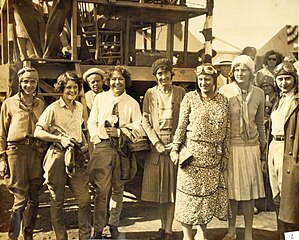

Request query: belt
[
  {"left": 100, "top": 138, "right": 110, "bottom": 142},
  {"left": 273, "top": 135, "right": 284, "bottom": 141},
  {"left": 8, "top": 137, "right": 36, "bottom": 146}
]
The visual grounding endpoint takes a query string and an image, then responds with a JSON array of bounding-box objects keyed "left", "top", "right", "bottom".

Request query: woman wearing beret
[
  {"left": 141, "top": 58, "right": 186, "bottom": 240},
  {"left": 170, "top": 63, "right": 230, "bottom": 240},
  {"left": 219, "top": 55, "right": 267, "bottom": 240},
  {"left": 268, "top": 62, "right": 299, "bottom": 240}
]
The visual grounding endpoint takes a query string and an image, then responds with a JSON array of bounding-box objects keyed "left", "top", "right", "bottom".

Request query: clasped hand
[
  {"left": 60, "top": 136, "right": 75, "bottom": 148},
  {"left": 154, "top": 142, "right": 173, "bottom": 154}
]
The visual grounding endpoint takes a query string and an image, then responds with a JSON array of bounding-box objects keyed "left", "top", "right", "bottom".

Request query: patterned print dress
[{"left": 173, "top": 91, "right": 230, "bottom": 225}]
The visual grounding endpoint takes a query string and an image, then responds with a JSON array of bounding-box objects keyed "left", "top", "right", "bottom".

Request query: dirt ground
[{"left": 0, "top": 166, "right": 278, "bottom": 240}]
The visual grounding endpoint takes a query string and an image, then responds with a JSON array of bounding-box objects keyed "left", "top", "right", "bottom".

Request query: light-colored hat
[
  {"left": 232, "top": 55, "right": 255, "bottom": 74},
  {"left": 18, "top": 67, "right": 39, "bottom": 82},
  {"left": 83, "top": 67, "right": 105, "bottom": 82},
  {"left": 214, "top": 54, "right": 233, "bottom": 66}
]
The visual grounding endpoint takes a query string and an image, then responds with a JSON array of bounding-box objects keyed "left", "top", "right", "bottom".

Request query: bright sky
[{"left": 188, "top": 0, "right": 299, "bottom": 50}]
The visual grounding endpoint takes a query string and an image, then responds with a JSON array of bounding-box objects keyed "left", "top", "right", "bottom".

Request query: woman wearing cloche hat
[{"left": 219, "top": 55, "right": 267, "bottom": 240}]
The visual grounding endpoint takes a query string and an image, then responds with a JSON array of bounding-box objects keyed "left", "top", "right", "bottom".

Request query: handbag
[{"left": 179, "top": 144, "right": 193, "bottom": 168}]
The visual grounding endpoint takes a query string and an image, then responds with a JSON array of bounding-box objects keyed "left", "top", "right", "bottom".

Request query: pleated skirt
[{"left": 227, "top": 145, "right": 265, "bottom": 201}]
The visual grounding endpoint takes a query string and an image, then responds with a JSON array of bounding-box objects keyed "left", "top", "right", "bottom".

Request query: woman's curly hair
[
  {"left": 54, "top": 71, "right": 83, "bottom": 93},
  {"left": 106, "top": 65, "right": 132, "bottom": 88}
]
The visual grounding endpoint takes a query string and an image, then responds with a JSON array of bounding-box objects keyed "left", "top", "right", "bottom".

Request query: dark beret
[{"left": 151, "top": 58, "right": 173, "bottom": 75}]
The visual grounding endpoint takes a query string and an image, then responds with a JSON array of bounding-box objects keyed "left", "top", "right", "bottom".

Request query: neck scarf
[
  {"left": 232, "top": 82, "right": 253, "bottom": 140},
  {"left": 18, "top": 93, "right": 39, "bottom": 135}
]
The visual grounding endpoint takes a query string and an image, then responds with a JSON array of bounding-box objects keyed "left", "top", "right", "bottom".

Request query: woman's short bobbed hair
[{"left": 54, "top": 71, "right": 83, "bottom": 93}]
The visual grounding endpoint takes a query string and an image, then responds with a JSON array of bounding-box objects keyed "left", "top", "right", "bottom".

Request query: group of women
[
  {"left": 0, "top": 54, "right": 298, "bottom": 240},
  {"left": 142, "top": 56, "right": 299, "bottom": 240}
]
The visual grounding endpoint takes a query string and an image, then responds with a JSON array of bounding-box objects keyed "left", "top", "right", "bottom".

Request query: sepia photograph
[{"left": 0, "top": 0, "right": 298, "bottom": 239}]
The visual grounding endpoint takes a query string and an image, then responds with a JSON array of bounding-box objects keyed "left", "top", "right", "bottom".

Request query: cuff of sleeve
[
  {"left": 0, "top": 150, "right": 6, "bottom": 158},
  {"left": 92, "top": 136, "right": 101, "bottom": 144},
  {"left": 172, "top": 143, "right": 180, "bottom": 152}
]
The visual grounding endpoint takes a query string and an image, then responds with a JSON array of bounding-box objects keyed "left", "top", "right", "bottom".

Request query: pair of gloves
[{"left": 62, "top": 137, "right": 88, "bottom": 177}]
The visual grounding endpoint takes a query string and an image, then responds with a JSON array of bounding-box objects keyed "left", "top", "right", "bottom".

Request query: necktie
[{"left": 112, "top": 103, "right": 119, "bottom": 128}]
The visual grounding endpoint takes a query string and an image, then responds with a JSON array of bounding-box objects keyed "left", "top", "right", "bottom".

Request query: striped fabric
[{"left": 201, "top": 0, "right": 214, "bottom": 63}]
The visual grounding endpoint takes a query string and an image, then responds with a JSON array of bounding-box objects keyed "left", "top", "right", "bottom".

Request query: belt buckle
[{"left": 24, "top": 138, "right": 30, "bottom": 145}]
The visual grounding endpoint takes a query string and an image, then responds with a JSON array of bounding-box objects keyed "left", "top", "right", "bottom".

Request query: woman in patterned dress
[
  {"left": 219, "top": 55, "right": 267, "bottom": 240},
  {"left": 170, "top": 63, "right": 230, "bottom": 240}
]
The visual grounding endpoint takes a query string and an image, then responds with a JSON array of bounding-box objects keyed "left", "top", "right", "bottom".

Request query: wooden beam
[
  {"left": 183, "top": 19, "right": 189, "bottom": 67},
  {"left": 71, "top": 0, "right": 78, "bottom": 61},
  {"left": 151, "top": 23, "right": 156, "bottom": 52},
  {"left": 1, "top": 0, "right": 8, "bottom": 64},
  {"left": 125, "top": 15, "right": 130, "bottom": 65},
  {"left": 166, "top": 23, "right": 174, "bottom": 61}
]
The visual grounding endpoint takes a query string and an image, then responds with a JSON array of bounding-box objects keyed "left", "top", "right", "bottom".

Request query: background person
[
  {"left": 213, "top": 54, "right": 233, "bottom": 88},
  {"left": 268, "top": 62, "right": 299, "bottom": 240},
  {"left": 0, "top": 67, "right": 45, "bottom": 240},
  {"left": 34, "top": 72, "right": 91, "bottom": 240},
  {"left": 219, "top": 55, "right": 267, "bottom": 240},
  {"left": 141, "top": 58, "right": 186, "bottom": 240},
  {"left": 82, "top": 67, "right": 106, "bottom": 112},
  {"left": 87, "top": 65, "right": 143, "bottom": 239},
  {"left": 170, "top": 63, "right": 230, "bottom": 240},
  {"left": 256, "top": 50, "right": 283, "bottom": 87},
  {"left": 11, "top": 0, "right": 45, "bottom": 59},
  {"left": 256, "top": 75, "right": 278, "bottom": 212},
  {"left": 241, "top": 46, "right": 257, "bottom": 61},
  {"left": 43, "top": 0, "right": 93, "bottom": 62}
]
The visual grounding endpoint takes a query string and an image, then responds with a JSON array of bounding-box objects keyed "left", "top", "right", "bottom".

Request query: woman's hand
[
  {"left": 154, "top": 141, "right": 165, "bottom": 154},
  {"left": 170, "top": 151, "right": 179, "bottom": 164},
  {"left": 60, "top": 136, "right": 75, "bottom": 148},
  {"left": 0, "top": 156, "right": 7, "bottom": 177},
  {"left": 261, "top": 160, "right": 267, "bottom": 173},
  {"left": 106, "top": 127, "right": 119, "bottom": 137},
  {"left": 164, "top": 143, "right": 173, "bottom": 152},
  {"left": 220, "top": 156, "right": 228, "bottom": 171}
]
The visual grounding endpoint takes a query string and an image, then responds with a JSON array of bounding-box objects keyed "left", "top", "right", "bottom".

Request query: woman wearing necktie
[{"left": 268, "top": 62, "right": 299, "bottom": 240}]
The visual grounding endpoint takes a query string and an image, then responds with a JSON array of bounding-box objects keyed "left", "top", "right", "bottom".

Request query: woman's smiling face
[{"left": 63, "top": 80, "right": 79, "bottom": 101}]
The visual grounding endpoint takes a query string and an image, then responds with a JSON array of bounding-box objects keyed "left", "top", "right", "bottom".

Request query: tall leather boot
[
  {"left": 23, "top": 206, "right": 38, "bottom": 240},
  {"left": 8, "top": 209, "right": 23, "bottom": 240}
]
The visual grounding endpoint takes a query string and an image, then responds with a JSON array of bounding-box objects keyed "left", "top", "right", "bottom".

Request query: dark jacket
[{"left": 279, "top": 95, "right": 299, "bottom": 224}]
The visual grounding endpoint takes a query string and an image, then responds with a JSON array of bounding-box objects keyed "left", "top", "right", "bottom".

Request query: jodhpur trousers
[
  {"left": 43, "top": 144, "right": 91, "bottom": 240},
  {"left": 88, "top": 141, "right": 125, "bottom": 232},
  {"left": 5, "top": 143, "right": 43, "bottom": 239}
]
